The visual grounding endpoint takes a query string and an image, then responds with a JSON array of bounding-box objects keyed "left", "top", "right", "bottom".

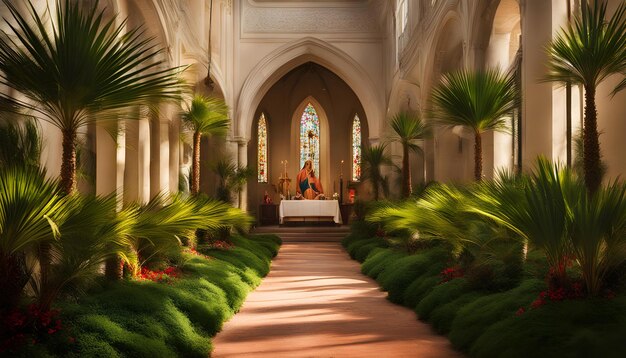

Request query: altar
[{"left": 278, "top": 200, "right": 342, "bottom": 225}]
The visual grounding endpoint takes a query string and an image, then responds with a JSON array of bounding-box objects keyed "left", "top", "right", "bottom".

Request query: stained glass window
[
  {"left": 352, "top": 114, "right": 362, "bottom": 181},
  {"left": 257, "top": 113, "right": 268, "bottom": 183},
  {"left": 299, "top": 103, "right": 320, "bottom": 176}
]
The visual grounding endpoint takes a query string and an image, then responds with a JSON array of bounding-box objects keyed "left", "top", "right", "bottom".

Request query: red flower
[
  {"left": 439, "top": 266, "right": 464, "bottom": 283},
  {"left": 515, "top": 307, "right": 525, "bottom": 316},
  {"left": 530, "top": 298, "right": 545, "bottom": 309}
]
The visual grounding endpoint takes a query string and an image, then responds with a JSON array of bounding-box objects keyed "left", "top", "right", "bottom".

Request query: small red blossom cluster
[
  {"left": 517, "top": 281, "right": 586, "bottom": 316},
  {"left": 1, "top": 304, "right": 64, "bottom": 353},
  {"left": 206, "top": 240, "right": 234, "bottom": 250},
  {"left": 440, "top": 266, "right": 464, "bottom": 283},
  {"left": 375, "top": 229, "right": 386, "bottom": 238},
  {"left": 138, "top": 266, "right": 179, "bottom": 282}
]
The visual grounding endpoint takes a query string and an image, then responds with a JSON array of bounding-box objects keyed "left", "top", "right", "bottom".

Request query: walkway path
[{"left": 212, "top": 242, "right": 463, "bottom": 357}]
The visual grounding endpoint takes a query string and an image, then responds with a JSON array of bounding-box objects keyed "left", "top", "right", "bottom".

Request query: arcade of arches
[{"left": 4, "top": 0, "right": 625, "bottom": 219}]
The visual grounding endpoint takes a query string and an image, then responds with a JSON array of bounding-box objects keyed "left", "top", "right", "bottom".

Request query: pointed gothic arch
[{"left": 236, "top": 37, "right": 383, "bottom": 143}]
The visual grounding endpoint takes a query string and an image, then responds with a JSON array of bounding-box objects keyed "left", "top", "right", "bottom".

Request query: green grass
[{"left": 31, "top": 234, "right": 281, "bottom": 358}]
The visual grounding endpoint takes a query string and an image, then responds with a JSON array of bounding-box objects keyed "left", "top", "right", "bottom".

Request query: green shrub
[
  {"left": 448, "top": 279, "right": 546, "bottom": 351},
  {"left": 30, "top": 234, "right": 280, "bottom": 357},
  {"left": 378, "top": 254, "right": 436, "bottom": 304},
  {"left": 402, "top": 275, "right": 440, "bottom": 308},
  {"left": 471, "top": 296, "right": 626, "bottom": 358},
  {"left": 416, "top": 278, "right": 470, "bottom": 320},
  {"left": 361, "top": 249, "right": 407, "bottom": 279},
  {"left": 354, "top": 241, "right": 386, "bottom": 262},
  {"left": 429, "top": 292, "right": 484, "bottom": 334},
  {"left": 346, "top": 237, "right": 380, "bottom": 260}
]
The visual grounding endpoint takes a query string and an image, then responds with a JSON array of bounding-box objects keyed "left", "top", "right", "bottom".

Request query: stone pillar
[
  {"left": 149, "top": 107, "right": 171, "bottom": 198},
  {"left": 169, "top": 108, "right": 181, "bottom": 194},
  {"left": 235, "top": 137, "right": 249, "bottom": 210},
  {"left": 95, "top": 121, "right": 125, "bottom": 205},
  {"left": 484, "top": 33, "right": 514, "bottom": 179},
  {"left": 124, "top": 111, "right": 151, "bottom": 204},
  {"left": 597, "top": 0, "right": 626, "bottom": 181},
  {"left": 520, "top": 0, "right": 568, "bottom": 169}
]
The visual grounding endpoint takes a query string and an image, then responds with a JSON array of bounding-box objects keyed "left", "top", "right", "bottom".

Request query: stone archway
[{"left": 235, "top": 37, "right": 384, "bottom": 143}]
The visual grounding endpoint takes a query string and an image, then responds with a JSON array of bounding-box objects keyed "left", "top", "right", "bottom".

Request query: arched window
[
  {"left": 299, "top": 103, "right": 320, "bottom": 176},
  {"left": 257, "top": 113, "right": 268, "bottom": 183},
  {"left": 352, "top": 114, "right": 362, "bottom": 181}
]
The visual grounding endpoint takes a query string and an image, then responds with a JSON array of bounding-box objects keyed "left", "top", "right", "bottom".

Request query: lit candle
[{"left": 340, "top": 160, "right": 344, "bottom": 178}]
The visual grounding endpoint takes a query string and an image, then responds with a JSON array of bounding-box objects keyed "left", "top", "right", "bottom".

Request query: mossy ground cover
[
  {"left": 343, "top": 223, "right": 626, "bottom": 358},
  {"left": 18, "top": 234, "right": 280, "bottom": 358}
]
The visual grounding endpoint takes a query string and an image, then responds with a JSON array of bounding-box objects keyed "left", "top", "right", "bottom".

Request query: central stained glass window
[{"left": 299, "top": 103, "right": 320, "bottom": 176}]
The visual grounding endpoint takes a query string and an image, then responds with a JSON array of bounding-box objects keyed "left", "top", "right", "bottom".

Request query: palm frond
[
  {"left": 182, "top": 95, "right": 230, "bottom": 137},
  {"left": 431, "top": 68, "right": 517, "bottom": 133},
  {"left": 545, "top": 1, "right": 626, "bottom": 89},
  {"left": 0, "top": 0, "right": 185, "bottom": 131},
  {"left": 360, "top": 144, "right": 393, "bottom": 200},
  {"left": 0, "top": 166, "right": 65, "bottom": 255},
  {"left": 389, "top": 111, "right": 431, "bottom": 147}
]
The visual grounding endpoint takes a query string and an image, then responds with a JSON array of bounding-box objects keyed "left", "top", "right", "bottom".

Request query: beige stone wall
[{"left": 2, "top": 0, "right": 625, "bottom": 212}]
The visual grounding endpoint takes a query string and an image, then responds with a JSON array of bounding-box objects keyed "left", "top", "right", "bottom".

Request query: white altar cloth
[{"left": 279, "top": 200, "right": 342, "bottom": 224}]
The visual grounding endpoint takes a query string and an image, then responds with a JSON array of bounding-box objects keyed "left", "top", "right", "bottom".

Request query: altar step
[{"left": 252, "top": 225, "right": 350, "bottom": 243}]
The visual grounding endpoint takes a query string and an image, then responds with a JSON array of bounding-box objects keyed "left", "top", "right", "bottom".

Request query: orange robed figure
[{"left": 296, "top": 160, "right": 324, "bottom": 200}]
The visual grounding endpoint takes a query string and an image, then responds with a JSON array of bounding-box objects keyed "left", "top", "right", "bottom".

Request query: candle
[{"left": 340, "top": 160, "right": 344, "bottom": 178}]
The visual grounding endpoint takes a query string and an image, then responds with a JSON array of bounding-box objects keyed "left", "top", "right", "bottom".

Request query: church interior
[
  {"left": 2, "top": 0, "right": 626, "bottom": 356},
  {"left": 5, "top": 0, "right": 624, "bottom": 218}
]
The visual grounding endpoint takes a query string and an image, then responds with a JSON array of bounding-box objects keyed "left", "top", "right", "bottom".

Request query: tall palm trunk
[
  {"left": 402, "top": 143, "right": 411, "bottom": 197},
  {"left": 191, "top": 131, "right": 202, "bottom": 195},
  {"left": 373, "top": 176, "right": 380, "bottom": 201},
  {"left": 105, "top": 256, "right": 122, "bottom": 280},
  {"left": 583, "top": 85, "right": 601, "bottom": 194},
  {"left": 474, "top": 131, "right": 482, "bottom": 181},
  {"left": 60, "top": 128, "right": 77, "bottom": 194}
]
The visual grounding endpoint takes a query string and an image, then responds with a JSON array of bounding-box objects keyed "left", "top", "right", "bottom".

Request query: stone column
[
  {"left": 96, "top": 121, "right": 125, "bottom": 205},
  {"left": 235, "top": 136, "right": 249, "bottom": 211},
  {"left": 124, "top": 109, "right": 151, "bottom": 204},
  {"left": 484, "top": 32, "right": 514, "bottom": 179},
  {"left": 149, "top": 106, "right": 171, "bottom": 198},
  {"left": 169, "top": 107, "right": 181, "bottom": 194},
  {"left": 520, "top": 0, "right": 568, "bottom": 169}
]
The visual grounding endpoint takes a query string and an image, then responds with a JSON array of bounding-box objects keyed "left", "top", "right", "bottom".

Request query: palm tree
[
  {"left": 546, "top": 1, "right": 626, "bottom": 193},
  {"left": 0, "top": 166, "right": 65, "bottom": 310},
  {"left": 182, "top": 95, "right": 230, "bottom": 195},
  {"left": 361, "top": 144, "right": 393, "bottom": 200},
  {"left": 0, "top": 0, "right": 183, "bottom": 194},
  {"left": 211, "top": 158, "right": 254, "bottom": 203},
  {"left": 389, "top": 111, "right": 431, "bottom": 198},
  {"left": 431, "top": 69, "right": 517, "bottom": 181}
]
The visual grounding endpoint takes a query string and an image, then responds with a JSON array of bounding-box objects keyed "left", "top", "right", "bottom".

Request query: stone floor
[{"left": 212, "top": 242, "right": 463, "bottom": 358}]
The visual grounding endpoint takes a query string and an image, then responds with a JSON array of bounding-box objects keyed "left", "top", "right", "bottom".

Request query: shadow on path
[{"left": 212, "top": 243, "right": 464, "bottom": 358}]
